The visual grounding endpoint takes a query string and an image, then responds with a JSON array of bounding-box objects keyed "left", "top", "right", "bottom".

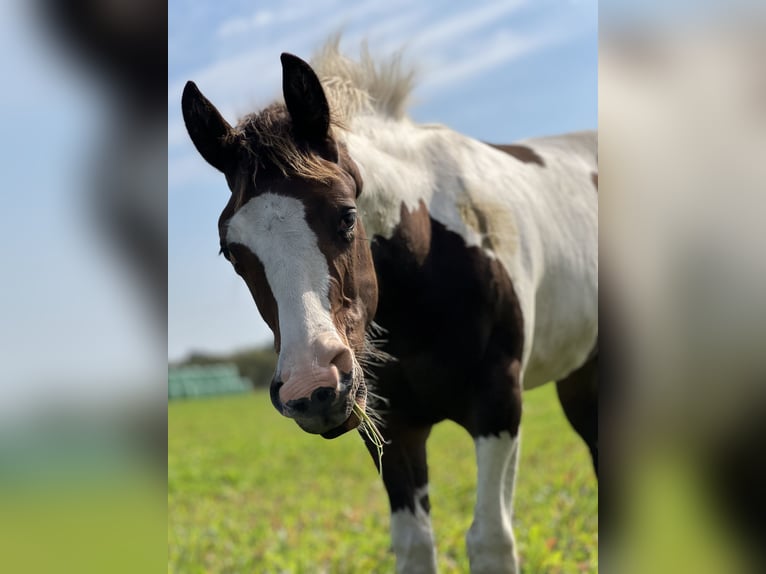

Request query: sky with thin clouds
[{"left": 168, "top": 0, "right": 597, "bottom": 361}]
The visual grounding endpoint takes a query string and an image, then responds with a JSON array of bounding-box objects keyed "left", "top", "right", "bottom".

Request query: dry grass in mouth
[
  {"left": 352, "top": 321, "right": 396, "bottom": 475},
  {"left": 353, "top": 401, "right": 385, "bottom": 475}
]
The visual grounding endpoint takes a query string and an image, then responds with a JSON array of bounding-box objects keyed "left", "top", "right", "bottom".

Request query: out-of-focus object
[
  {"left": 0, "top": 1, "right": 167, "bottom": 572},
  {"left": 41, "top": 0, "right": 168, "bottom": 318},
  {"left": 601, "top": 12, "right": 766, "bottom": 574}
]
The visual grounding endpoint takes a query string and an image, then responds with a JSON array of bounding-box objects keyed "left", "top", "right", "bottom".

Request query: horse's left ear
[{"left": 281, "top": 53, "right": 330, "bottom": 142}]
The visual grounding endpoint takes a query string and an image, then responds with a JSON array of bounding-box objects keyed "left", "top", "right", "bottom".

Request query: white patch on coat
[
  {"left": 390, "top": 485, "right": 438, "bottom": 574},
  {"left": 467, "top": 431, "right": 520, "bottom": 574},
  {"left": 344, "top": 117, "right": 598, "bottom": 389},
  {"left": 224, "top": 193, "right": 340, "bottom": 379}
]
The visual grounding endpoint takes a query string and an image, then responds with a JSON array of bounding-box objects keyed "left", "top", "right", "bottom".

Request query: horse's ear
[
  {"left": 281, "top": 53, "right": 330, "bottom": 141},
  {"left": 182, "top": 81, "right": 237, "bottom": 173}
]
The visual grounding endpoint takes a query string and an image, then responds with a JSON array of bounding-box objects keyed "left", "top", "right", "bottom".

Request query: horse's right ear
[{"left": 182, "top": 81, "right": 237, "bottom": 173}]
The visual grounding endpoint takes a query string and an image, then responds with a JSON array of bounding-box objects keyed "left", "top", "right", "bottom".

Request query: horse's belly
[{"left": 520, "top": 273, "right": 598, "bottom": 390}]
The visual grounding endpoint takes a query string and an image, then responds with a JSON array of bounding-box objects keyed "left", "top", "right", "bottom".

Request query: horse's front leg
[
  {"left": 465, "top": 356, "right": 523, "bottom": 574},
  {"left": 467, "top": 430, "right": 520, "bottom": 574},
  {"left": 363, "top": 420, "right": 437, "bottom": 574}
]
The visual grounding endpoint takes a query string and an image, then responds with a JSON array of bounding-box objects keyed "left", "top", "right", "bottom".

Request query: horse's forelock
[{"left": 234, "top": 103, "right": 343, "bottom": 184}]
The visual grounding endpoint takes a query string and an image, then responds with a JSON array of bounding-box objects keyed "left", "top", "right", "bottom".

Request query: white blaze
[{"left": 225, "top": 193, "right": 339, "bottom": 378}]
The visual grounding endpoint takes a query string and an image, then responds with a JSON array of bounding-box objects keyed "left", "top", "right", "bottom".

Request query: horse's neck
[
  {"left": 344, "top": 116, "right": 516, "bottom": 264},
  {"left": 345, "top": 116, "right": 451, "bottom": 241}
]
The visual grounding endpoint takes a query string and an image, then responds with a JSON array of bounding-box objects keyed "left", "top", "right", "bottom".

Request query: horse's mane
[
  {"left": 311, "top": 35, "right": 415, "bottom": 123},
  {"left": 234, "top": 37, "right": 415, "bottom": 182}
]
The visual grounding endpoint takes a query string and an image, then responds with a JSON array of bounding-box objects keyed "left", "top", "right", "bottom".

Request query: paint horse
[{"left": 182, "top": 43, "right": 597, "bottom": 574}]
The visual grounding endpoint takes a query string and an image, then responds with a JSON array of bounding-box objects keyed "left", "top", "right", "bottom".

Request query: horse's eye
[
  {"left": 339, "top": 209, "right": 357, "bottom": 236},
  {"left": 220, "top": 245, "right": 238, "bottom": 266}
]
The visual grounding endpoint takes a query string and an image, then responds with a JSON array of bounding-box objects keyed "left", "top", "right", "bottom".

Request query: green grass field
[{"left": 168, "top": 384, "right": 597, "bottom": 573}]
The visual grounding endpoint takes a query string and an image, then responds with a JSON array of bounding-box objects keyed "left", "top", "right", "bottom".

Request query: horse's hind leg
[
  {"left": 465, "top": 355, "right": 523, "bottom": 574},
  {"left": 556, "top": 348, "right": 598, "bottom": 477},
  {"left": 363, "top": 419, "right": 437, "bottom": 574}
]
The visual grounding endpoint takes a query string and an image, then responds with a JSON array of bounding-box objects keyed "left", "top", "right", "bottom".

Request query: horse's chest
[
  {"left": 369, "top": 211, "right": 524, "bottom": 422},
  {"left": 371, "top": 216, "right": 512, "bottom": 356}
]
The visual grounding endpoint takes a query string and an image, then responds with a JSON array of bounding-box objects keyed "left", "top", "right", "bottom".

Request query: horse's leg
[
  {"left": 556, "top": 348, "right": 598, "bottom": 477},
  {"left": 465, "top": 355, "right": 523, "bottom": 574},
  {"left": 363, "top": 420, "right": 437, "bottom": 574}
]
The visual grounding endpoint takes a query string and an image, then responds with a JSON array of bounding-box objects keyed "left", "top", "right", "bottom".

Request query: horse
[{"left": 181, "top": 40, "right": 598, "bottom": 574}]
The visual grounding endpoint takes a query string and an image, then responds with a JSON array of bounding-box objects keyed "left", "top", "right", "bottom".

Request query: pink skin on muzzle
[{"left": 278, "top": 332, "right": 354, "bottom": 405}]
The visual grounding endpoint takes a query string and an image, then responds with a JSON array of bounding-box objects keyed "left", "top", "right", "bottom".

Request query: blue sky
[{"left": 168, "top": 0, "right": 597, "bottom": 361}]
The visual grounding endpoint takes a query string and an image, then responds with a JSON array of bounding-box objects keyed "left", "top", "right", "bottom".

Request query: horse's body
[
  {"left": 182, "top": 41, "right": 597, "bottom": 574},
  {"left": 349, "top": 119, "right": 597, "bottom": 573},
  {"left": 349, "top": 120, "right": 598, "bottom": 390}
]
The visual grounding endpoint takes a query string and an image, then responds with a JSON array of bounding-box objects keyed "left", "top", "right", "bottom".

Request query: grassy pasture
[{"left": 168, "top": 383, "right": 597, "bottom": 573}]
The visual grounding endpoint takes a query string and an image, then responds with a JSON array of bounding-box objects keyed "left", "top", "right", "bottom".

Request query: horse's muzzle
[{"left": 270, "top": 372, "right": 363, "bottom": 437}]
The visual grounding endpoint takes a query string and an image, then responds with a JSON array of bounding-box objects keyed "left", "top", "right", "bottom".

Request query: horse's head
[{"left": 181, "top": 54, "right": 378, "bottom": 438}]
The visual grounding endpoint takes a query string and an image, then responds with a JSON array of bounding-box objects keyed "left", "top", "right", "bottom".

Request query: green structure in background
[{"left": 168, "top": 364, "right": 251, "bottom": 399}]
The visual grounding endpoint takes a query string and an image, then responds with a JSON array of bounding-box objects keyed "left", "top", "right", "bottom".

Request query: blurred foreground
[
  {"left": 601, "top": 5, "right": 766, "bottom": 573},
  {"left": 0, "top": 0, "right": 166, "bottom": 571}
]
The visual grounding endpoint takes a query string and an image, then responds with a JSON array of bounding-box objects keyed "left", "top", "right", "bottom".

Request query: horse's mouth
[{"left": 320, "top": 381, "right": 366, "bottom": 439}]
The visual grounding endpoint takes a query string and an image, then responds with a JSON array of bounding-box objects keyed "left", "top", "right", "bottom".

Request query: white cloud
[
  {"left": 168, "top": 48, "right": 278, "bottom": 109},
  {"left": 420, "top": 27, "right": 567, "bottom": 94},
  {"left": 413, "top": 0, "right": 528, "bottom": 52},
  {"left": 168, "top": 0, "right": 572, "bottom": 178},
  {"left": 217, "top": 7, "right": 306, "bottom": 38},
  {"left": 170, "top": 0, "right": 546, "bottom": 108}
]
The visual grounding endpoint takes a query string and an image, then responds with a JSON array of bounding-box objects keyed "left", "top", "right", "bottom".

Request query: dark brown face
[{"left": 182, "top": 53, "right": 378, "bottom": 437}]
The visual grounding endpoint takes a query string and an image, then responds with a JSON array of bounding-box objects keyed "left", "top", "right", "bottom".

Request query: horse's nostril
[
  {"left": 313, "top": 386, "right": 336, "bottom": 404},
  {"left": 270, "top": 380, "right": 284, "bottom": 412},
  {"left": 286, "top": 398, "right": 310, "bottom": 414}
]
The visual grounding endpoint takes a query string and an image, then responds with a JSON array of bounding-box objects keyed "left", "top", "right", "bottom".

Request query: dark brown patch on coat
[
  {"left": 392, "top": 201, "right": 432, "bottom": 265},
  {"left": 370, "top": 201, "right": 524, "bottom": 438},
  {"left": 489, "top": 143, "right": 546, "bottom": 167},
  {"left": 591, "top": 172, "right": 598, "bottom": 191},
  {"left": 228, "top": 243, "right": 282, "bottom": 352}
]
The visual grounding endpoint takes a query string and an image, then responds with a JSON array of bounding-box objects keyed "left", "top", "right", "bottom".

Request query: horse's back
[{"left": 522, "top": 130, "right": 597, "bottom": 166}]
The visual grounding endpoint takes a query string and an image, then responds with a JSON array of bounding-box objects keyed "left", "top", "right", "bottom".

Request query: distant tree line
[{"left": 173, "top": 345, "right": 277, "bottom": 389}]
